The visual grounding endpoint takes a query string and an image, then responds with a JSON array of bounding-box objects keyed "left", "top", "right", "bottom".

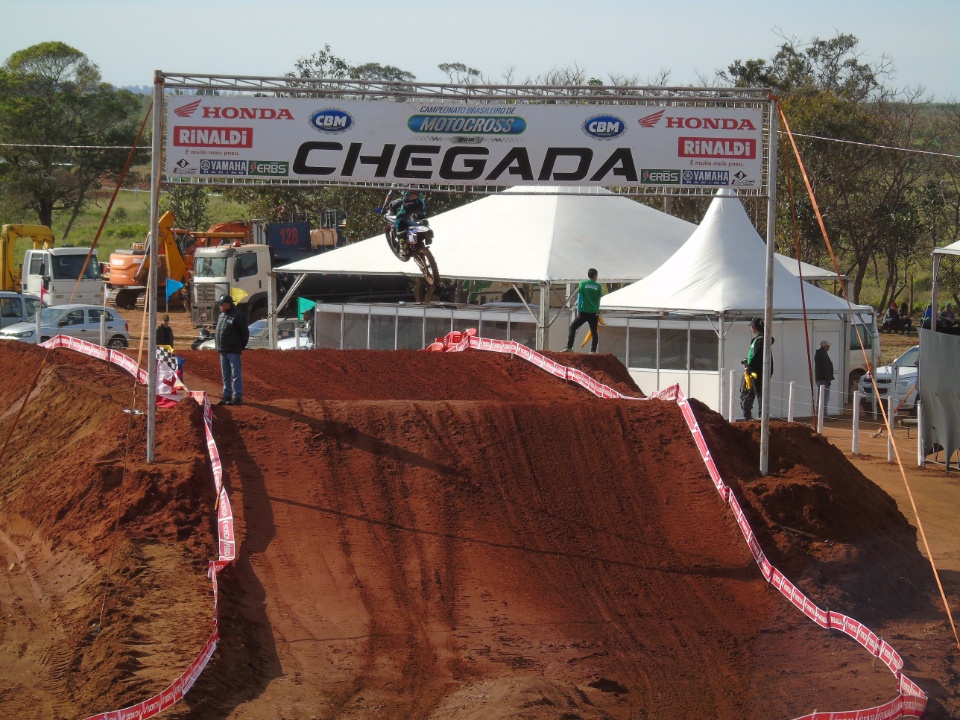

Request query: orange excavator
[{"left": 107, "top": 212, "right": 245, "bottom": 309}]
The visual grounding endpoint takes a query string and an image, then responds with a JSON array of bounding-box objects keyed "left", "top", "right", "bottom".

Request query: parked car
[
  {"left": 0, "top": 304, "right": 130, "bottom": 349},
  {"left": 859, "top": 345, "right": 919, "bottom": 416},
  {"left": 0, "top": 291, "right": 44, "bottom": 329}
]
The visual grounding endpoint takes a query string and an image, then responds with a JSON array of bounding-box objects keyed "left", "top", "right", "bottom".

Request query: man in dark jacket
[
  {"left": 215, "top": 294, "right": 249, "bottom": 405},
  {"left": 156, "top": 314, "right": 175, "bottom": 347},
  {"left": 814, "top": 340, "right": 834, "bottom": 412}
]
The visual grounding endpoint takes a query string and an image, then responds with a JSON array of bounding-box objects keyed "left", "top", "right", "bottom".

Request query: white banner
[{"left": 165, "top": 96, "right": 765, "bottom": 190}]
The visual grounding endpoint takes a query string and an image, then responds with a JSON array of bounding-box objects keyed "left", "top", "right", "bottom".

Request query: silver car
[
  {"left": 197, "top": 319, "right": 307, "bottom": 350},
  {"left": 0, "top": 303, "right": 130, "bottom": 349},
  {"left": 0, "top": 291, "right": 44, "bottom": 329}
]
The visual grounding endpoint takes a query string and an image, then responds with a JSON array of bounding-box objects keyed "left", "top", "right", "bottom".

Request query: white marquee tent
[
  {"left": 600, "top": 188, "right": 874, "bottom": 417},
  {"left": 276, "top": 186, "right": 840, "bottom": 349}
]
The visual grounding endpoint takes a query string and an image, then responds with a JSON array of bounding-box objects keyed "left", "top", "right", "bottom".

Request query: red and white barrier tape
[
  {"left": 430, "top": 330, "right": 927, "bottom": 720},
  {"left": 37, "top": 337, "right": 235, "bottom": 720}
]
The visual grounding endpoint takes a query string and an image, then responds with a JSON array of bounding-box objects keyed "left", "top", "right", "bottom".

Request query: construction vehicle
[
  {"left": 2, "top": 224, "right": 104, "bottom": 305},
  {"left": 2, "top": 224, "right": 55, "bottom": 291},
  {"left": 107, "top": 212, "right": 245, "bottom": 310}
]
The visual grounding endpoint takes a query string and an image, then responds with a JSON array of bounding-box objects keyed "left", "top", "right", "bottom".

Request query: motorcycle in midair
[{"left": 380, "top": 189, "right": 440, "bottom": 288}]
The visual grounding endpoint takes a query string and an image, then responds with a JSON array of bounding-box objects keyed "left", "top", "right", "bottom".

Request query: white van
[{"left": 21, "top": 247, "right": 104, "bottom": 306}]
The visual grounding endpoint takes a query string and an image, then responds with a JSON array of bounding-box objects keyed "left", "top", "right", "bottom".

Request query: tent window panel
[
  {"left": 660, "top": 329, "right": 688, "bottom": 370},
  {"left": 851, "top": 323, "right": 874, "bottom": 351},
  {"left": 511, "top": 320, "right": 537, "bottom": 347},
  {"left": 397, "top": 315, "right": 424, "bottom": 350},
  {"left": 481, "top": 319, "right": 510, "bottom": 340},
  {"left": 425, "top": 316, "right": 452, "bottom": 347},
  {"left": 627, "top": 327, "right": 657, "bottom": 368},
  {"left": 315, "top": 309, "right": 342, "bottom": 349},
  {"left": 690, "top": 330, "right": 719, "bottom": 371},
  {"left": 343, "top": 312, "right": 369, "bottom": 349},
  {"left": 597, "top": 324, "right": 627, "bottom": 366},
  {"left": 369, "top": 313, "right": 396, "bottom": 350}
]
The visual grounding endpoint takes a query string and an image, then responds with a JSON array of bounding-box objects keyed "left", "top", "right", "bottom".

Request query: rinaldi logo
[{"left": 173, "top": 126, "right": 253, "bottom": 148}]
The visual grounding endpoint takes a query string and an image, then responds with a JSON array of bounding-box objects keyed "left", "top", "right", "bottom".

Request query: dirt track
[{"left": 0, "top": 343, "right": 957, "bottom": 719}]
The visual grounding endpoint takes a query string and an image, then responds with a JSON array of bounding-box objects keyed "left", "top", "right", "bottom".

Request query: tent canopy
[
  {"left": 277, "top": 186, "right": 697, "bottom": 284},
  {"left": 277, "top": 185, "right": 842, "bottom": 290},
  {"left": 601, "top": 188, "right": 869, "bottom": 318}
]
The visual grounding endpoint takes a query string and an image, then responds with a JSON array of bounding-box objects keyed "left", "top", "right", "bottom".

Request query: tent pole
[
  {"left": 760, "top": 98, "right": 779, "bottom": 476},
  {"left": 537, "top": 282, "right": 549, "bottom": 350}
]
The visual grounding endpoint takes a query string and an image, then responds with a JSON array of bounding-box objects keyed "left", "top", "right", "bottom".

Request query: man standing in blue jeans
[
  {"left": 215, "top": 294, "right": 249, "bottom": 406},
  {"left": 564, "top": 268, "right": 603, "bottom": 353}
]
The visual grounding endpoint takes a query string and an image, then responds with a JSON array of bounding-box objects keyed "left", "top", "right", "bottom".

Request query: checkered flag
[{"left": 156, "top": 346, "right": 178, "bottom": 374}]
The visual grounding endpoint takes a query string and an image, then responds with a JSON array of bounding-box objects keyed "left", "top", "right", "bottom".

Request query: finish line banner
[{"left": 165, "top": 96, "right": 765, "bottom": 189}]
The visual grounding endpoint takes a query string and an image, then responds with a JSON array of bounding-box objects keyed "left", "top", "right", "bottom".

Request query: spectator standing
[
  {"left": 156, "top": 314, "right": 175, "bottom": 347},
  {"left": 814, "top": 340, "right": 834, "bottom": 412},
  {"left": 745, "top": 318, "right": 770, "bottom": 411},
  {"left": 564, "top": 268, "right": 603, "bottom": 353},
  {"left": 215, "top": 294, "right": 249, "bottom": 406}
]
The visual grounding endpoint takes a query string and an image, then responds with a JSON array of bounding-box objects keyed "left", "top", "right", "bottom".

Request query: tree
[
  {"left": 160, "top": 184, "right": 209, "bottom": 231},
  {"left": 0, "top": 42, "right": 142, "bottom": 236},
  {"left": 723, "top": 33, "right": 946, "bottom": 304}
]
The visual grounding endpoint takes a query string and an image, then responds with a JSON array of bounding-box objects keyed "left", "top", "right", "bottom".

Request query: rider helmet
[{"left": 218, "top": 294, "right": 234, "bottom": 306}]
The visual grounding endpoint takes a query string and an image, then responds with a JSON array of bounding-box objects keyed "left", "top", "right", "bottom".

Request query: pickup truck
[{"left": 859, "top": 345, "right": 919, "bottom": 416}]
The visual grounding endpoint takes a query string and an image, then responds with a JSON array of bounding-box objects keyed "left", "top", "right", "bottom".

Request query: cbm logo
[
  {"left": 309, "top": 109, "right": 353, "bottom": 133},
  {"left": 582, "top": 115, "right": 626, "bottom": 139}
]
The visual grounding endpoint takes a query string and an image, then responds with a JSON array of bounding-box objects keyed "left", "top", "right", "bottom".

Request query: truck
[
  {"left": 190, "top": 220, "right": 413, "bottom": 326},
  {"left": 2, "top": 224, "right": 104, "bottom": 306},
  {"left": 859, "top": 344, "right": 919, "bottom": 416},
  {"left": 107, "top": 212, "right": 245, "bottom": 309}
]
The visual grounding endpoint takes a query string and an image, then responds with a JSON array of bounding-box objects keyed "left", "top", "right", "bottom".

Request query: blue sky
[{"left": 2, "top": 0, "right": 958, "bottom": 100}]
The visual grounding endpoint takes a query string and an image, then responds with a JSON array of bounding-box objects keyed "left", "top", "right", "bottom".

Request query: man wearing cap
[
  {"left": 814, "top": 339, "right": 834, "bottom": 413},
  {"left": 214, "top": 294, "right": 249, "bottom": 406}
]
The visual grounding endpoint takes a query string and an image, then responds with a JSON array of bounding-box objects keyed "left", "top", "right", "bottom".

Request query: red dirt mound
[{"left": 1, "top": 345, "right": 956, "bottom": 719}]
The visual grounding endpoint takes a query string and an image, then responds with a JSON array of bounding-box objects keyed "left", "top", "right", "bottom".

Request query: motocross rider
[{"left": 391, "top": 187, "right": 426, "bottom": 257}]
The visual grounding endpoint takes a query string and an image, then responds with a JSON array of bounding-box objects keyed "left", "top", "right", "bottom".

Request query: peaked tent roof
[
  {"left": 601, "top": 188, "right": 869, "bottom": 317},
  {"left": 277, "top": 186, "right": 698, "bottom": 284}
]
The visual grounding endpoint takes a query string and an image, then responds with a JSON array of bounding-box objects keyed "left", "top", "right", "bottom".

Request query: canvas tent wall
[
  {"left": 276, "top": 186, "right": 842, "bottom": 351},
  {"left": 600, "top": 189, "right": 874, "bottom": 417}
]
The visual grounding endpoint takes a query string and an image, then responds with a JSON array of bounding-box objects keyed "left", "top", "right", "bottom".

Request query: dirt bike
[{"left": 380, "top": 191, "right": 440, "bottom": 288}]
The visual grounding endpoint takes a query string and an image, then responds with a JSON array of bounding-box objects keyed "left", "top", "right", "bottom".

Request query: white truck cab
[
  {"left": 191, "top": 244, "right": 271, "bottom": 325},
  {"left": 22, "top": 247, "right": 104, "bottom": 306}
]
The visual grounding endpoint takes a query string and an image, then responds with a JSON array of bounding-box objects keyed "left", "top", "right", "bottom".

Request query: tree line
[{"left": 1, "top": 37, "right": 957, "bottom": 311}]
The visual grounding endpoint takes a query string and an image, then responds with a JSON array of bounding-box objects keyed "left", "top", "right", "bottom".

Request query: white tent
[
  {"left": 279, "top": 185, "right": 834, "bottom": 285},
  {"left": 278, "top": 186, "right": 697, "bottom": 284},
  {"left": 276, "top": 186, "right": 842, "bottom": 350},
  {"left": 599, "top": 188, "right": 874, "bottom": 417}
]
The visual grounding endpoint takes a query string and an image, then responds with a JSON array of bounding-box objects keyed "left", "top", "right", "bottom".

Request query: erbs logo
[
  {"left": 309, "top": 109, "right": 353, "bottom": 133},
  {"left": 582, "top": 115, "right": 626, "bottom": 139}
]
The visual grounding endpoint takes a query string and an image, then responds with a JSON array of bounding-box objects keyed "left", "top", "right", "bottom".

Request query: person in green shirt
[{"left": 564, "top": 268, "right": 603, "bottom": 353}]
